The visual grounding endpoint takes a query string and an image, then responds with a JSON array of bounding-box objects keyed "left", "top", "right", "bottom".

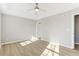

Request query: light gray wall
[
  {"left": 37, "top": 7, "right": 79, "bottom": 49},
  {"left": 0, "top": 14, "right": 1, "bottom": 46},
  {"left": 37, "top": 13, "right": 73, "bottom": 48},
  {"left": 2, "top": 14, "right": 36, "bottom": 43}
]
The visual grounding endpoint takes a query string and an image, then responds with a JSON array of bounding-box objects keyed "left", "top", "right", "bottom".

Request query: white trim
[
  {"left": 44, "top": 40, "right": 74, "bottom": 49},
  {"left": 75, "top": 43, "right": 79, "bottom": 45},
  {"left": 71, "top": 14, "right": 75, "bottom": 49},
  {"left": 60, "top": 43, "right": 74, "bottom": 49},
  {"left": 72, "top": 12, "right": 79, "bottom": 49},
  {"left": 41, "top": 39, "right": 49, "bottom": 42},
  {"left": 1, "top": 39, "right": 74, "bottom": 49},
  {"left": 1, "top": 39, "right": 28, "bottom": 45}
]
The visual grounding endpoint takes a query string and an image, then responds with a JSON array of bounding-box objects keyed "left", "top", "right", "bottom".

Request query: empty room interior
[{"left": 1, "top": 3, "right": 79, "bottom": 56}]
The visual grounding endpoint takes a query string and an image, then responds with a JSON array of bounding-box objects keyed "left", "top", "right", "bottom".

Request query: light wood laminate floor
[{"left": 0, "top": 40, "right": 79, "bottom": 56}]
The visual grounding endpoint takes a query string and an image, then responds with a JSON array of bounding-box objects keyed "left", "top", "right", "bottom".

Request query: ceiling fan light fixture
[
  {"left": 35, "top": 8, "right": 39, "bottom": 12},
  {"left": 34, "top": 3, "right": 39, "bottom": 12}
]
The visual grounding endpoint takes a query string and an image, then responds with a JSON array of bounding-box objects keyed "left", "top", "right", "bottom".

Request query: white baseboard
[
  {"left": 1, "top": 39, "right": 41, "bottom": 45},
  {"left": 1, "top": 39, "right": 74, "bottom": 49},
  {"left": 1, "top": 39, "right": 28, "bottom": 45},
  {"left": 41, "top": 39, "right": 49, "bottom": 42},
  {"left": 44, "top": 40, "right": 74, "bottom": 49},
  {"left": 60, "top": 43, "right": 74, "bottom": 49},
  {"left": 75, "top": 43, "right": 79, "bottom": 45}
]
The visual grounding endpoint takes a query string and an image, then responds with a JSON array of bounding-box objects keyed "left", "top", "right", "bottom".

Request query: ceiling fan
[
  {"left": 28, "top": 3, "right": 46, "bottom": 13},
  {"left": 34, "top": 3, "right": 39, "bottom": 12}
]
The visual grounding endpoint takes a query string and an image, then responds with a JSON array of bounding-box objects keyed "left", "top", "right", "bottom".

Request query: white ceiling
[{"left": 0, "top": 3, "right": 79, "bottom": 20}]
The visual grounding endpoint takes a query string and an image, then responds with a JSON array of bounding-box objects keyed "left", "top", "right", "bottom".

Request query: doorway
[{"left": 74, "top": 15, "right": 79, "bottom": 50}]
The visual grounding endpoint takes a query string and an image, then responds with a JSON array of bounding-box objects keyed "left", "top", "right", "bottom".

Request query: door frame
[{"left": 72, "top": 13, "right": 79, "bottom": 49}]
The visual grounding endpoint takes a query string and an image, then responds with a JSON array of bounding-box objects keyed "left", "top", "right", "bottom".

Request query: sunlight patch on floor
[
  {"left": 41, "top": 42, "right": 59, "bottom": 56},
  {"left": 31, "top": 36, "right": 38, "bottom": 42},
  {"left": 41, "top": 49, "right": 54, "bottom": 56},
  {"left": 20, "top": 36, "right": 39, "bottom": 46},
  {"left": 20, "top": 41, "right": 32, "bottom": 46}
]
